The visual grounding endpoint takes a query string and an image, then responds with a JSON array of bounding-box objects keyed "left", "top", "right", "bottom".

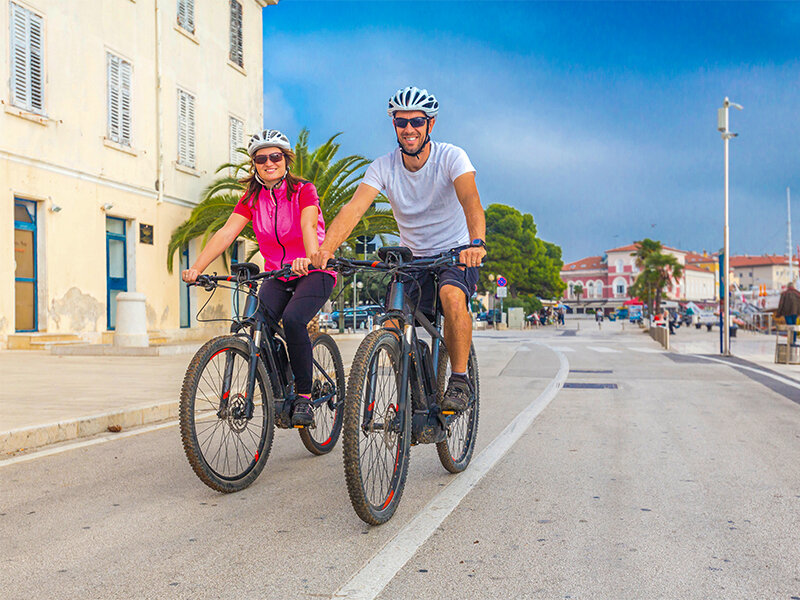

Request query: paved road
[{"left": 2, "top": 323, "right": 799, "bottom": 599}]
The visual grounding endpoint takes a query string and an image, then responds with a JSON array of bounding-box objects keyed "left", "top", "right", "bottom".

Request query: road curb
[{"left": 0, "top": 401, "right": 178, "bottom": 456}]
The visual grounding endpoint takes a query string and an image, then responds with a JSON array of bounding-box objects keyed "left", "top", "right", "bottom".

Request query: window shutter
[
  {"left": 229, "top": 117, "right": 243, "bottom": 166},
  {"left": 229, "top": 1, "right": 243, "bottom": 67},
  {"left": 177, "top": 0, "right": 194, "bottom": 33},
  {"left": 107, "top": 54, "right": 121, "bottom": 143},
  {"left": 177, "top": 89, "right": 196, "bottom": 168},
  {"left": 120, "top": 60, "right": 132, "bottom": 145},
  {"left": 9, "top": 2, "right": 44, "bottom": 113}
]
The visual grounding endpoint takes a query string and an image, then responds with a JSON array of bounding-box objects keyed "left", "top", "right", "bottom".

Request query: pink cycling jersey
[{"left": 233, "top": 180, "right": 335, "bottom": 281}]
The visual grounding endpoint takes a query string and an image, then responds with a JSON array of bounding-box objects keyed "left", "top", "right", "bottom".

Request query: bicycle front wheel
[
  {"left": 179, "top": 336, "right": 275, "bottom": 493},
  {"left": 436, "top": 342, "right": 480, "bottom": 473},
  {"left": 299, "top": 332, "right": 346, "bottom": 455},
  {"left": 342, "top": 329, "right": 411, "bottom": 525}
]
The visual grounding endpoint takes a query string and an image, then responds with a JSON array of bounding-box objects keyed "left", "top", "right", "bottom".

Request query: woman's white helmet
[
  {"left": 247, "top": 129, "right": 291, "bottom": 157},
  {"left": 387, "top": 86, "right": 439, "bottom": 117}
]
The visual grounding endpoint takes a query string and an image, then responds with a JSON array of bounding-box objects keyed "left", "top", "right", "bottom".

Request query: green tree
[
  {"left": 480, "top": 204, "right": 565, "bottom": 300},
  {"left": 573, "top": 283, "right": 584, "bottom": 306},
  {"left": 629, "top": 239, "right": 684, "bottom": 314},
  {"left": 166, "top": 129, "right": 398, "bottom": 272}
]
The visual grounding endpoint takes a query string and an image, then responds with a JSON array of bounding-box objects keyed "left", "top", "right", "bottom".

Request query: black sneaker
[
  {"left": 441, "top": 374, "right": 472, "bottom": 413},
  {"left": 291, "top": 399, "right": 314, "bottom": 427}
]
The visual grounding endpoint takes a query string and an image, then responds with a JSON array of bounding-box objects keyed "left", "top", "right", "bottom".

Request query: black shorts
[{"left": 399, "top": 247, "right": 479, "bottom": 320}]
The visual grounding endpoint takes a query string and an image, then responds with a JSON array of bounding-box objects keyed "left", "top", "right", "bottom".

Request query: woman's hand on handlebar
[
  {"left": 311, "top": 249, "right": 335, "bottom": 270},
  {"left": 182, "top": 268, "right": 201, "bottom": 283},
  {"left": 291, "top": 257, "right": 312, "bottom": 277}
]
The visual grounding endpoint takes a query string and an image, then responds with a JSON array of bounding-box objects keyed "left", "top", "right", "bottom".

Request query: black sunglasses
[
  {"left": 253, "top": 152, "right": 284, "bottom": 165},
  {"left": 393, "top": 116, "right": 429, "bottom": 129}
]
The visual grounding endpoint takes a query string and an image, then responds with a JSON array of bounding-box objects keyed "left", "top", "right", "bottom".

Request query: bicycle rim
[
  {"left": 436, "top": 343, "right": 480, "bottom": 473},
  {"left": 343, "top": 330, "right": 410, "bottom": 525},
  {"left": 299, "top": 333, "right": 345, "bottom": 454},
  {"left": 180, "top": 337, "right": 274, "bottom": 492}
]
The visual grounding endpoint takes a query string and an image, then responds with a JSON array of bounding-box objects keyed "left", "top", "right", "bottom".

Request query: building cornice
[{"left": 256, "top": 0, "right": 279, "bottom": 6}]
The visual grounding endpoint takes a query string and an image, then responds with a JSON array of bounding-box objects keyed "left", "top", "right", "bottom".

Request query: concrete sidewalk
[{"left": 0, "top": 333, "right": 365, "bottom": 456}]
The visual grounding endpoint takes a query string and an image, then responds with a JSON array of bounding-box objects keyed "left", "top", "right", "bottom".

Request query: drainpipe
[{"left": 154, "top": 0, "right": 164, "bottom": 204}]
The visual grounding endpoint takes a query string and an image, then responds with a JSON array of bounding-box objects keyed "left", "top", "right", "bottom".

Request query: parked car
[
  {"left": 318, "top": 312, "right": 336, "bottom": 329},
  {"left": 330, "top": 305, "right": 384, "bottom": 329}
]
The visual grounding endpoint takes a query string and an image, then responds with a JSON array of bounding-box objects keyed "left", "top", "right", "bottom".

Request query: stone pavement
[{"left": 0, "top": 333, "right": 365, "bottom": 456}]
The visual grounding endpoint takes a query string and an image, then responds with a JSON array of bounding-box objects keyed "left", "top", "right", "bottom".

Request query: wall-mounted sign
[{"left": 139, "top": 223, "right": 154, "bottom": 245}]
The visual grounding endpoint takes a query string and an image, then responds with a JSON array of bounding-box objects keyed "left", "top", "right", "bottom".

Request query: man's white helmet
[
  {"left": 247, "top": 129, "right": 291, "bottom": 157},
  {"left": 387, "top": 86, "right": 439, "bottom": 117}
]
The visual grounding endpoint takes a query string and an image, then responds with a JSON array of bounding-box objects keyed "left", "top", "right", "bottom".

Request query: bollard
[{"left": 114, "top": 292, "right": 149, "bottom": 347}]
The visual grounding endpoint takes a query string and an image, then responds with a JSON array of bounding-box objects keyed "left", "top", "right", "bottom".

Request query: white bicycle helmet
[
  {"left": 387, "top": 86, "right": 439, "bottom": 117},
  {"left": 247, "top": 129, "right": 291, "bottom": 157}
]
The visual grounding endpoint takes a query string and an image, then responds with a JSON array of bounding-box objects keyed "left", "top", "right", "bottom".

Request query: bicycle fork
[{"left": 217, "top": 331, "right": 260, "bottom": 421}]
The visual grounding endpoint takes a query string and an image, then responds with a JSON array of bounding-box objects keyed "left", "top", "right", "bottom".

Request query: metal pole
[
  {"left": 723, "top": 122, "right": 731, "bottom": 355},
  {"left": 788, "top": 187, "right": 793, "bottom": 284}
]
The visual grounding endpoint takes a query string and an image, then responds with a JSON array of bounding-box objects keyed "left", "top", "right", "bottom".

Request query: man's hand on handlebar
[
  {"left": 291, "top": 257, "right": 312, "bottom": 277},
  {"left": 311, "top": 249, "right": 335, "bottom": 270},
  {"left": 182, "top": 268, "right": 201, "bottom": 283},
  {"left": 458, "top": 246, "right": 486, "bottom": 268}
]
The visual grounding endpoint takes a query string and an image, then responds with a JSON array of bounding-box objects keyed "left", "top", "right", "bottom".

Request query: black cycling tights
[{"left": 258, "top": 271, "right": 335, "bottom": 395}]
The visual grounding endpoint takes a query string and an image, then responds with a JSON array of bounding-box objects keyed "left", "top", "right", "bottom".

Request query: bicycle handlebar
[{"left": 190, "top": 265, "right": 294, "bottom": 291}]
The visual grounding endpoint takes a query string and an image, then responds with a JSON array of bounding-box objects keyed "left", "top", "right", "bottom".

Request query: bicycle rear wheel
[
  {"left": 179, "top": 336, "right": 274, "bottom": 493},
  {"left": 436, "top": 342, "right": 480, "bottom": 473},
  {"left": 342, "top": 329, "right": 411, "bottom": 525},
  {"left": 299, "top": 332, "right": 346, "bottom": 455}
]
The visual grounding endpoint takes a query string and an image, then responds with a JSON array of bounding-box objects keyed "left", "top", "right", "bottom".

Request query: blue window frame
[
  {"left": 106, "top": 217, "right": 128, "bottom": 330},
  {"left": 14, "top": 199, "right": 38, "bottom": 332},
  {"left": 179, "top": 245, "right": 190, "bottom": 328}
]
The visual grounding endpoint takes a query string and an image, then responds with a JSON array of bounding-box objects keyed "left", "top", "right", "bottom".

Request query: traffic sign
[
  {"left": 496, "top": 276, "right": 507, "bottom": 287},
  {"left": 496, "top": 286, "right": 507, "bottom": 298}
]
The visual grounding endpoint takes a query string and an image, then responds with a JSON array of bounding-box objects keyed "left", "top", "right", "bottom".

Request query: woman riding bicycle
[{"left": 181, "top": 129, "right": 335, "bottom": 427}]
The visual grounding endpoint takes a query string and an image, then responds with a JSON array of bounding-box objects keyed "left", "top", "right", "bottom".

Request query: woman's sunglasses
[
  {"left": 393, "top": 116, "right": 429, "bottom": 129},
  {"left": 253, "top": 152, "right": 285, "bottom": 165}
]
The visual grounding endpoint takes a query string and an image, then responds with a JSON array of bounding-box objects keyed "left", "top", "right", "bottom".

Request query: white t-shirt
[{"left": 362, "top": 141, "right": 475, "bottom": 256}]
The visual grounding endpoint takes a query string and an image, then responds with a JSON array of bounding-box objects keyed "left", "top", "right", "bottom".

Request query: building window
[
  {"left": 595, "top": 280, "right": 604, "bottom": 298},
  {"left": 107, "top": 53, "right": 132, "bottom": 146},
  {"left": 613, "top": 277, "right": 627, "bottom": 297},
  {"left": 177, "top": 0, "right": 194, "bottom": 34},
  {"left": 229, "top": 0, "right": 243, "bottom": 67},
  {"left": 615, "top": 259, "right": 624, "bottom": 273},
  {"left": 177, "top": 89, "right": 196, "bottom": 168},
  {"left": 9, "top": 2, "right": 44, "bottom": 114},
  {"left": 229, "top": 116, "right": 243, "bottom": 166}
]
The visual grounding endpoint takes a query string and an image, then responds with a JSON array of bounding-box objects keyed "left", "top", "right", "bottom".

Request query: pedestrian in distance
[
  {"left": 181, "top": 129, "right": 335, "bottom": 427},
  {"left": 777, "top": 281, "right": 800, "bottom": 345},
  {"left": 595, "top": 309, "right": 603, "bottom": 329},
  {"left": 311, "top": 86, "right": 486, "bottom": 413}
]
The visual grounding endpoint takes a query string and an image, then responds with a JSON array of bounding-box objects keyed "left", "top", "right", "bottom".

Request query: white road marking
[
  {"left": 691, "top": 354, "right": 800, "bottom": 390},
  {"left": 627, "top": 347, "right": 664, "bottom": 353},
  {"left": 587, "top": 345, "right": 621, "bottom": 353},
  {"left": 517, "top": 346, "right": 531, "bottom": 351},
  {"left": 548, "top": 345, "right": 575, "bottom": 353},
  {"left": 331, "top": 344, "right": 569, "bottom": 600},
  {"left": 0, "top": 420, "right": 178, "bottom": 468}
]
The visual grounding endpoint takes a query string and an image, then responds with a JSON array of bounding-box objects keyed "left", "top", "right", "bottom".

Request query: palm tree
[
  {"left": 644, "top": 252, "right": 684, "bottom": 314},
  {"left": 573, "top": 283, "right": 584, "bottom": 307},
  {"left": 166, "top": 129, "right": 398, "bottom": 272},
  {"left": 632, "top": 238, "right": 663, "bottom": 316}
]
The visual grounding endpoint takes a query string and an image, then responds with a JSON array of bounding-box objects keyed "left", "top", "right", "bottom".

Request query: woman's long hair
[{"left": 239, "top": 148, "right": 304, "bottom": 207}]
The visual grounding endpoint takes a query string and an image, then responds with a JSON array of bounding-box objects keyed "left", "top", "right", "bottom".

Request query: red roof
[
  {"left": 730, "top": 255, "right": 789, "bottom": 267},
  {"left": 685, "top": 251, "right": 717, "bottom": 264},
  {"left": 606, "top": 242, "right": 684, "bottom": 255},
  {"left": 684, "top": 264, "right": 712, "bottom": 273},
  {"left": 562, "top": 256, "right": 604, "bottom": 271}
]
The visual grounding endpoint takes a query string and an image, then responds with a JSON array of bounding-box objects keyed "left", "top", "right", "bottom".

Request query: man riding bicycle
[{"left": 312, "top": 86, "right": 486, "bottom": 413}]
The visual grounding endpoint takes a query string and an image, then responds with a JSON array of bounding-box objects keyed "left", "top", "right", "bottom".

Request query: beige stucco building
[
  {"left": 2, "top": 0, "right": 277, "bottom": 347},
  {"left": 730, "top": 255, "right": 793, "bottom": 290}
]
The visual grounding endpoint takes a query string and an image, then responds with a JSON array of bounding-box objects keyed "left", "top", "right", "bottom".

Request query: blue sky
[{"left": 262, "top": 1, "right": 800, "bottom": 262}]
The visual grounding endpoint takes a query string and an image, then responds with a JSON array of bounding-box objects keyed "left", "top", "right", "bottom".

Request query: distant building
[
  {"left": 730, "top": 255, "right": 793, "bottom": 290},
  {"left": 561, "top": 243, "right": 716, "bottom": 310},
  {"left": 2, "top": 0, "right": 278, "bottom": 346}
]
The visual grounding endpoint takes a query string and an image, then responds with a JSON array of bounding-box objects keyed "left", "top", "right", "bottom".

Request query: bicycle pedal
[
  {"left": 293, "top": 424, "right": 305, "bottom": 429},
  {"left": 441, "top": 410, "right": 456, "bottom": 416}
]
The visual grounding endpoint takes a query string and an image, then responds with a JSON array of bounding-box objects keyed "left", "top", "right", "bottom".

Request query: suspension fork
[{"left": 242, "top": 328, "right": 261, "bottom": 420}]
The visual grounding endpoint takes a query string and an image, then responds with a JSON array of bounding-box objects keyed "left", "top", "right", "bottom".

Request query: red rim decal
[{"left": 381, "top": 490, "right": 394, "bottom": 510}]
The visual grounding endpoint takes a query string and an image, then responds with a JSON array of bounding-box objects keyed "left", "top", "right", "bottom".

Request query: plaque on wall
[{"left": 139, "top": 223, "right": 154, "bottom": 245}]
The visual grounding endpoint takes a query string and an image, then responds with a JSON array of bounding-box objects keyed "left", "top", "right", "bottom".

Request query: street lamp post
[{"left": 717, "top": 97, "right": 742, "bottom": 356}]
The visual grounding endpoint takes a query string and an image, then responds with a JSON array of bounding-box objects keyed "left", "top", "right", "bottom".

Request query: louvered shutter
[
  {"left": 120, "top": 60, "right": 132, "bottom": 145},
  {"left": 9, "top": 2, "right": 44, "bottom": 113},
  {"left": 229, "top": 1, "right": 243, "bottom": 67},
  {"left": 107, "top": 54, "right": 121, "bottom": 142},
  {"left": 177, "top": 89, "right": 196, "bottom": 168},
  {"left": 177, "top": 0, "right": 194, "bottom": 34},
  {"left": 229, "top": 117, "right": 243, "bottom": 165}
]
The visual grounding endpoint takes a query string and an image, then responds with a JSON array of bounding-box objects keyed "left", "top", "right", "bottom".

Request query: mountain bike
[
  {"left": 331, "top": 247, "right": 481, "bottom": 525},
  {"left": 179, "top": 262, "right": 345, "bottom": 493}
]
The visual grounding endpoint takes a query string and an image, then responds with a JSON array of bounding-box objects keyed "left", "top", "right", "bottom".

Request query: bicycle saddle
[
  {"left": 378, "top": 246, "right": 413, "bottom": 264},
  {"left": 231, "top": 262, "right": 260, "bottom": 279}
]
